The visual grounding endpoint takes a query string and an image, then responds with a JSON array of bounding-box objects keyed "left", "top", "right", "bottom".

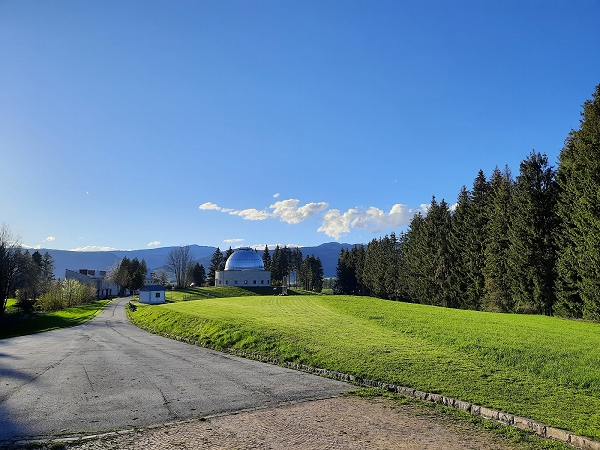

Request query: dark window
[{"left": 155, "top": 292, "right": 161, "bottom": 298}]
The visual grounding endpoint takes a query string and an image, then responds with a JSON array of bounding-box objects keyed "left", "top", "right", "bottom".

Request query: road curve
[{"left": 0, "top": 298, "right": 351, "bottom": 443}]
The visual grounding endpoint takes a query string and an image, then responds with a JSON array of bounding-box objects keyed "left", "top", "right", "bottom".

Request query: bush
[{"left": 37, "top": 279, "right": 96, "bottom": 312}]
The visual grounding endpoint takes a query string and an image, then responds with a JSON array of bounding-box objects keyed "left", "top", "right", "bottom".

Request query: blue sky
[{"left": 1, "top": 1, "right": 599, "bottom": 251}]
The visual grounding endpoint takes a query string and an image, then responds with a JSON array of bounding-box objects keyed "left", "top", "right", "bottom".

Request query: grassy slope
[
  {"left": 164, "top": 286, "right": 312, "bottom": 301},
  {"left": 128, "top": 295, "right": 600, "bottom": 440},
  {"left": 0, "top": 299, "right": 112, "bottom": 339}
]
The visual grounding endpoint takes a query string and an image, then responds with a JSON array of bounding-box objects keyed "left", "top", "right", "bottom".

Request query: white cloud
[
  {"left": 199, "top": 202, "right": 222, "bottom": 210},
  {"left": 318, "top": 204, "right": 427, "bottom": 240},
  {"left": 230, "top": 208, "right": 272, "bottom": 220},
  {"left": 43, "top": 236, "right": 56, "bottom": 242},
  {"left": 224, "top": 238, "right": 244, "bottom": 243},
  {"left": 273, "top": 193, "right": 280, "bottom": 198},
  {"left": 148, "top": 241, "right": 161, "bottom": 247},
  {"left": 199, "top": 198, "right": 427, "bottom": 241},
  {"left": 199, "top": 199, "right": 328, "bottom": 224},
  {"left": 70, "top": 246, "right": 117, "bottom": 252},
  {"left": 270, "top": 199, "right": 329, "bottom": 224}
]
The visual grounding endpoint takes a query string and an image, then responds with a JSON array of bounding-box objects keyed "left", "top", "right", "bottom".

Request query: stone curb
[{"left": 128, "top": 315, "right": 600, "bottom": 450}]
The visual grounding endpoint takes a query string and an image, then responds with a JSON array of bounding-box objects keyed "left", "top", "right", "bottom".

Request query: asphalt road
[{"left": 0, "top": 298, "right": 351, "bottom": 444}]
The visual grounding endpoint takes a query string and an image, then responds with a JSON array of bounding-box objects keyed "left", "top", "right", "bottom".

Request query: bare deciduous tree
[
  {"left": 167, "top": 246, "right": 194, "bottom": 289},
  {"left": 152, "top": 269, "right": 171, "bottom": 287},
  {"left": 0, "top": 224, "right": 23, "bottom": 319}
]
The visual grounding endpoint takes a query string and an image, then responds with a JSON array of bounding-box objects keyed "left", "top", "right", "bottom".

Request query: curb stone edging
[{"left": 127, "top": 315, "right": 600, "bottom": 450}]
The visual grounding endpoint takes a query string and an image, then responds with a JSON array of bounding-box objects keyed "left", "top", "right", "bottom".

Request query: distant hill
[{"left": 40, "top": 242, "right": 359, "bottom": 280}]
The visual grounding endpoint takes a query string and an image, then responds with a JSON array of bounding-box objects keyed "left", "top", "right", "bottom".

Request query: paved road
[{"left": 0, "top": 298, "right": 351, "bottom": 444}]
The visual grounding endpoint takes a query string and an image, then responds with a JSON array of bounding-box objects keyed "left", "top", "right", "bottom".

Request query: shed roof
[{"left": 140, "top": 285, "right": 167, "bottom": 291}]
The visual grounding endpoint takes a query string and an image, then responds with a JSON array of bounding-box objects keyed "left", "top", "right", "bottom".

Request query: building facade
[
  {"left": 215, "top": 247, "right": 271, "bottom": 287},
  {"left": 65, "top": 269, "right": 119, "bottom": 299}
]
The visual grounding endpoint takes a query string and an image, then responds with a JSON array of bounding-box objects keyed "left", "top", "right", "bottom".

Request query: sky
[{"left": 1, "top": 1, "right": 599, "bottom": 251}]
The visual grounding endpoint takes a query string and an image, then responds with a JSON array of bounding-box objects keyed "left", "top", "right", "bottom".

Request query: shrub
[{"left": 37, "top": 279, "right": 96, "bottom": 312}]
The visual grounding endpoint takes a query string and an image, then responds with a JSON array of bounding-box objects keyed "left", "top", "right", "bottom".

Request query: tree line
[
  {"left": 336, "top": 84, "right": 600, "bottom": 319},
  {"left": 204, "top": 245, "right": 324, "bottom": 292},
  {"left": 0, "top": 224, "right": 98, "bottom": 316}
]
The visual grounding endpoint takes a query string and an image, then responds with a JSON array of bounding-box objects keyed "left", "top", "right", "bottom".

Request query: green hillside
[{"left": 128, "top": 295, "right": 600, "bottom": 440}]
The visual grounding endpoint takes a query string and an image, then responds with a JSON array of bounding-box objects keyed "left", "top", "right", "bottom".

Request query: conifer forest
[{"left": 335, "top": 84, "right": 600, "bottom": 319}]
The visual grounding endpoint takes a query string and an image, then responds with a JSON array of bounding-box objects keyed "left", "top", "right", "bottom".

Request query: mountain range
[{"left": 39, "top": 243, "right": 357, "bottom": 280}]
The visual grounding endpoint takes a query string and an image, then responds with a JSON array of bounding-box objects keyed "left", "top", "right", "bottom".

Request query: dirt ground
[{"left": 53, "top": 395, "right": 543, "bottom": 450}]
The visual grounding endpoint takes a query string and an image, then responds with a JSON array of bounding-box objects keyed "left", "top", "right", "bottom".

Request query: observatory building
[{"left": 215, "top": 247, "right": 271, "bottom": 287}]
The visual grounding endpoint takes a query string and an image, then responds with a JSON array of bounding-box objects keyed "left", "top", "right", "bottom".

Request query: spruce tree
[
  {"left": 208, "top": 247, "right": 224, "bottom": 286},
  {"left": 482, "top": 166, "right": 514, "bottom": 312},
  {"left": 462, "top": 170, "right": 489, "bottom": 309},
  {"left": 262, "top": 245, "right": 271, "bottom": 271},
  {"left": 448, "top": 186, "right": 471, "bottom": 308},
  {"left": 507, "top": 151, "right": 558, "bottom": 315},
  {"left": 555, "top": 84, "right": 600, "bottom": 318}
]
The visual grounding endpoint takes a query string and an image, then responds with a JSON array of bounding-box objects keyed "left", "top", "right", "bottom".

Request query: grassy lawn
[
  {"left": 0, "top": 299, "right": 112, "bottom": 339},
  {"left": 164, "top": 286, "right": 312, "bottom": 302},
  {"left": 128, "top": 294, "right": 600, "bottom": 440}
]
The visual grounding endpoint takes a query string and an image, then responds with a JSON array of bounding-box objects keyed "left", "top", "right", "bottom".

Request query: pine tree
[
  {"left": 507, "top": 151, "right": 558, "bottom": 315},
  {"left": 401, "top": 212, "right": 428, "bottom": 303},
  {"left": 402, "top": 198, "right": 453, "bottom": 306},
  {"left": 208, "top": 247, "right": 224, "bottom": 286},
  {"left": 482, "top": 166, "right": 514, "bottom": 312},
  {"left": 41, "top": 252, "right": 55, "bottom": 282},
  {"left": 270, "top": 245, "right": 283, "bottom": 286},
  {"left": 448, "top": 186, "right": 471, "bottom": 308},
  {"left": 190, "top": 262, "right": 206, "bottom": 286},
  {"left": 262, "top": 245, "right": 271, "bottom": 271},
  {"left": 462, "top": 170, "right": 489, "bottom": 309},
  {"left": 555, "top": 84, "right": 600, "bottom": 318}
]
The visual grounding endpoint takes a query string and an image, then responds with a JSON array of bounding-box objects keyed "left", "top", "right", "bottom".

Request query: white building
[
  {"left": 139, "top": 285, "right": 166, "bottom": 304},
  {"left": 65, "top": 269, "right": 118, "bottom": 299},
  {"left": 215, "top": 248, "right": 270, "bottom": 287}
]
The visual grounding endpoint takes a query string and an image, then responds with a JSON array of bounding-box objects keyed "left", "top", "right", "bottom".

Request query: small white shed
[{"left": 139, "top": 285, "right": 167, "bottom": 304}]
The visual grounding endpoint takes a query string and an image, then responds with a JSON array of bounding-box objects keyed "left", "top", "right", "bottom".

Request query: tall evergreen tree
[
  {"left": 262, "top": 245, "right": 271, "bottom": 271},
  {"left": 448, "top": 186, "right": 471, "bottom": 308},
  {"left": 482, "top": 166, "right": 514, "bottom": 312},
  {"left": 401, "top": 197, "right": 452, "bottom": 306},
  {"left": 41, "top": 252, "right": 55, "bottom": 282},
  {"left": 208, "top": 247, "right": 224, "bottom": 286},
  {"left": 555, "top": 84, "right": 600, "bottom": 318},
  {"left": 298, "top": 255, "right": 324, "bottom": 292},
  {"left": 462, "top": 170, "right": 489, "bottom": 309},
  {"left": 270, "top": 245, "right": 293, "bottom": 285},
  {"left": 507, "top": 151, "right": 558, "bottom": 315},
  {"left": 190, "top": 262, "right": 206, "bottom": 286},
  {"left": 335, "top": 249, "right": 354, "bottom": 294}
]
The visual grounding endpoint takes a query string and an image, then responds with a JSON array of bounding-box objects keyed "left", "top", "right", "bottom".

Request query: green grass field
[
  {"left": 0, "top": 299, "right": 112, "bottom": 339},
  {"left": 128, "top": 294, "right": 600, "bottom": 440},
  {"left": 164, "top": 286, "right": 313, "bottom": 302}
]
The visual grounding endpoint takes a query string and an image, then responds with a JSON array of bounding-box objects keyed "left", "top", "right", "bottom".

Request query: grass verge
[
  {"left": 127, "top": 294, "right": 600, "bottom": 440},
  {"left": 0, "top": 299, "right": 112, "bottom": 339}
]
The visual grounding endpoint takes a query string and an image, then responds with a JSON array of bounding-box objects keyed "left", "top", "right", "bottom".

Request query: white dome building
[{"left": 215, "top": 248, "right": 271, "bottom": 287}]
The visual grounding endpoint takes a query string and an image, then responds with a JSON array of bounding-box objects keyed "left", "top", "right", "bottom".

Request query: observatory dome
[{"left": 224, "top": 248, "right": 265, "bottom": 271}]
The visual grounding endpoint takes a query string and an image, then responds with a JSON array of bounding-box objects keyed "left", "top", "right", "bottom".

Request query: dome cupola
[{"left": 224, "top": 248, "right": 264, "bottom": 271}]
